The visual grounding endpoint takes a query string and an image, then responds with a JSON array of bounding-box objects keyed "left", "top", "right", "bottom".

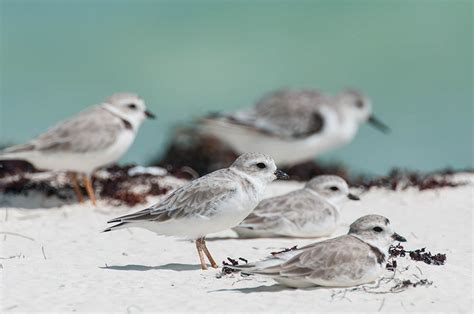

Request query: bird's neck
[
  {"left": 101, "top": 104, "right": 140, "bottom": 132},
  {"left": 229, "top": 168, "right": 266, "bottom": 195},
  {"left": 332, "top": 107, "right": 360, "bottom": 140},
  {"left": 304, "top": 188, "right": 339, "bottom": 206},
  {"left": 350, "top": 234, "right": 390, "bottom": 262}
]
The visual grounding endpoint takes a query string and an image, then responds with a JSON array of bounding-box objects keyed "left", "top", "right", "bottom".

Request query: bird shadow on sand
[
  {"left": 209, "top": 284, "right": 290, "bottom": 294},
  {"left": 100, "top": 263, "right": 202, "bottom": 272}
]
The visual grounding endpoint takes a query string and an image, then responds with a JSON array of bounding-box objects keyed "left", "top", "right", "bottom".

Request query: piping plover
[
  {"left": 233, "top": 175, "right": 359, "bottom": 238},
  {"left": 0, "top": 93, "right": 155, "bottom": 204},
  {"left": 231, "top": 214, "right": 406, "bottom": 288},
  {"left": 201, "top": 88, "right": 389, "bottom": 165},
  {"left": 104, "top": 152, "right": 289, "bottom": 270}
]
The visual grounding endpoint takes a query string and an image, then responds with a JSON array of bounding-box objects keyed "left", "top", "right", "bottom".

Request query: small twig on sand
[
  {"left": 415, "top": 265, "right": 423, "bottom": 276},
  {"left": 0, "top": 252, "right": 23, "bottom": 259},
  {"left": 3, "top": 208, "right": 9, "bottom": 241},
  {"left": 0, "top": 255, "right": 17, "bottom": 260},
  {"left": 0, "top": 232, "right": 35, "bottom": 242},
  {"left": 378, "top": 298, "right": 385, "bottom": 311},
  {"left": 41, "top": 246, "right": 47, "bottom": 260}
]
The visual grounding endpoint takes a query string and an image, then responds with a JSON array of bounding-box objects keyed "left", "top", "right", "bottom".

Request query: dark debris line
[
  {"left": 0, "top": 134, "right": 471, "bottom": 206},
  {"left": 0, "top": 163, "right": 170, "bottom": 206}
]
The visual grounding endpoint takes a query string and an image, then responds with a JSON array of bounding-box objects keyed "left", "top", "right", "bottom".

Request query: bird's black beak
[
  {"left": 145, "top": 110, "right": 156, "bottom": 119},
  {"left": 368, "top": 115, "right": 390, "bottom": 134},
  {"left": 274, "top": 169, "right": 289, "bottom": 180},
  {"left": 392, "top": 232, "right": 407, "bottom": 242},
  {"left": 347, "top": 193, "right": 360, "bottom": 201}
]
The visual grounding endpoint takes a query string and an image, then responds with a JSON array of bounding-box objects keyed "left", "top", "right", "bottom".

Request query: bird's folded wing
[
  {"left": 205, "top": 89, "right": 328, "bottom": 139},
  {"left": 3, "top": 106, "right": 122, "bottom": 154},
  {"left": 255, "top": 235, "right": 371, "bottom": 280},
  {"left": 237, "top": 193, "right": 298, "bottom": 231},
  {"left": 108, "top": 171, "right": 238, "bottom": 223},
  {"left": 238, "top": 190, "right": 332, "bottom": 231}
]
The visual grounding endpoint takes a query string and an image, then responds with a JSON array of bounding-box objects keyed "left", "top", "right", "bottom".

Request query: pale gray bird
[
  {"left": 230, "top": 214, "right": 406, "bottom": 288},
  {"left": 0, "top": 93, "right": 155, "bottom": 204},
  {"left": 233, "top": 175, "right": 360, "bottom": 238},
  {"left": 201, "top": 88, "right": 389, "bottom": 165},
  {"left": 104, "top": 152, "right": 289, "bottom": 270}
]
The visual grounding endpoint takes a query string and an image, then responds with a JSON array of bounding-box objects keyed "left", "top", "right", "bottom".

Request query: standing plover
[
  {"left": 231, "top": 214, "right": 406, "bottom": 288},
  {"left": 201, "top": 88, "right": 389, "bottom": 165},
  {"left": 233, "top": 175, "right": 359, "bottom": 238},
  {"left": 0, "top": 93, "right": 155, "bottom": 205},
  {"left": 104, "top": 152, "right": 289, "bottom": 270}
]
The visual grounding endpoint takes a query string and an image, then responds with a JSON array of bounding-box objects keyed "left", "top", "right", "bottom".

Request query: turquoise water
[{"left": 1, "top": 1, "right": 472, "bottom": 175}]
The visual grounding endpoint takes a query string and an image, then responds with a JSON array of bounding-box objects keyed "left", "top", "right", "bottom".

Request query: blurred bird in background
[
  {"left": 0, "top": 93, "right": 155, "bottom": 205},
  {"left": 233, "top": 175, "right": 360, "bottom": 238},
  {"left": 200, "top": 88, "right": 390, "bottom": 166}
]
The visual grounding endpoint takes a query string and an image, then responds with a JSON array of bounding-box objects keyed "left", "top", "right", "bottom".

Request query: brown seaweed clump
[
  {"left": 219, "top": 257, "right": 249, "bottom": 276},
  {"left": 386, "top": 244, "right": 447, "bottom": 270},
  {"left": 153, "top": 128, "right": 238, "bottom": 178},
  {"left": 95, "top": 164, "right": 170, "bottom": 206},
  {"left": 0, "top": 160, "right": 38, "bottom": 179}
]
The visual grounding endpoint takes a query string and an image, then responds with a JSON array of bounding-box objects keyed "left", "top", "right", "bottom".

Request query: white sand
[{"left": 1, "top": 174, "right": 473, "bottom": 312}]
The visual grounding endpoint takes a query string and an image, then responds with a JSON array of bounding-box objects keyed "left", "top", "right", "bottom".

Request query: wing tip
[{"left": 102, "top": 221, "right": 127, "bottom": 233}]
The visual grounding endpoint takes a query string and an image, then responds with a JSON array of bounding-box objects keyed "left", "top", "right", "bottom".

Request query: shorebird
[
  {"left": 104, "top": 152, "right": 289, "bottom": 270},
  {"left": 230, "top": 214, "right": 406, "bottom": 288},
  {"left": 0, "top": 93, "right": 155, "bottom": 205},
  {"left": 200, "top": 88, "right": 389, "bottom": 165},
  {"left": 233, "top": 175, "right": 360, "bottom": 238}
]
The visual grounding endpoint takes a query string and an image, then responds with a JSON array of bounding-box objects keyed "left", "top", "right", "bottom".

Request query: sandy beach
[{"left": 1, "top": 174, "right": 472, "bottom": 312}]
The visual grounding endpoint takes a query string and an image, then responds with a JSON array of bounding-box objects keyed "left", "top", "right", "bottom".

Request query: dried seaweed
[
  {"left": 154, "top": 130, "right": 238, "bottom": 178},
  {"left": 386, "top": 244, "right": 446, "bottom": 270},
  {"left": 220, "top": 257, "right": 248, "bottom": 275},
  {"left": 96, "top": 164, "right": 169, "bottom": 206},
  {"left": 392, "top": 279, "right": 432, "bottom": 290},
  {"left": 408, "top": 248, "right": 447, "bottom": 265},
  {"left": 2, "top": 177, "right": 71, "bottom": 200},
  {"left": 0, "top": 160, "right": 37, "bottom": 179},
  {"left": 0, "top": 164, "right": 170, "bottom": 206},
  {"left": 152, "top": 128, "right": 470, "bottom": 189},
  {"left": 352, "top": 168, "right": 466, "bottom": 191}
]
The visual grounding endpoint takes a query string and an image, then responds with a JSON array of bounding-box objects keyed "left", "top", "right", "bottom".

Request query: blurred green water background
[{"left": 1, "top": 0, "right": 472, "bottom": 175}]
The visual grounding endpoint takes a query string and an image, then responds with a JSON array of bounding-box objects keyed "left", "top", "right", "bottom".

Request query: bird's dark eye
[
  {"left": 256, "top": 163, "right": 266, "bottom": 169},
  {"left": 128, "top": 103, "right": 137, "bottom": 109},
  {"left": 373, "top": 227, "right": 383, "bottom": 232},
  {"left": 329, "top": 186, "right": 339, "bottom": 191},
  {"left": 355, "top": 99, "right": 364, "bottom": 108}
]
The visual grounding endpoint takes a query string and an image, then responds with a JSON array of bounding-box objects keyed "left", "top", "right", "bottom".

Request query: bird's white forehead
[
  {"left": 235, "top": 152, "right": 274, "bottom": 163},
  {"left": 307, "top": 175, "right": 347, "bottom": 186},
  {"left": 350, "top": 214, "right": 390, "bottom": 229},
  {"left": 105, "top": 92, "right": 141, "bottom": 105}
]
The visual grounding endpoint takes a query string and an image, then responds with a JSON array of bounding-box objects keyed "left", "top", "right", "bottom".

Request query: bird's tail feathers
[{"left": 102, "top": 222, "right": 128, "bottom": 233}]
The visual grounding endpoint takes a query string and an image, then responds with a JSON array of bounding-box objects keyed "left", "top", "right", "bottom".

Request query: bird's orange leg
[
  {"left": 195, "top": 239, "right": 208, "bottom": 270},
  {"left": 201, "top": 238, "right": 218, "bottom": 268},
  {"left": 82, "top": 174, "right": 97, "bottom": 206},
  {"left": 68, "top": 172, "right": 84, "bottom": 203}
]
